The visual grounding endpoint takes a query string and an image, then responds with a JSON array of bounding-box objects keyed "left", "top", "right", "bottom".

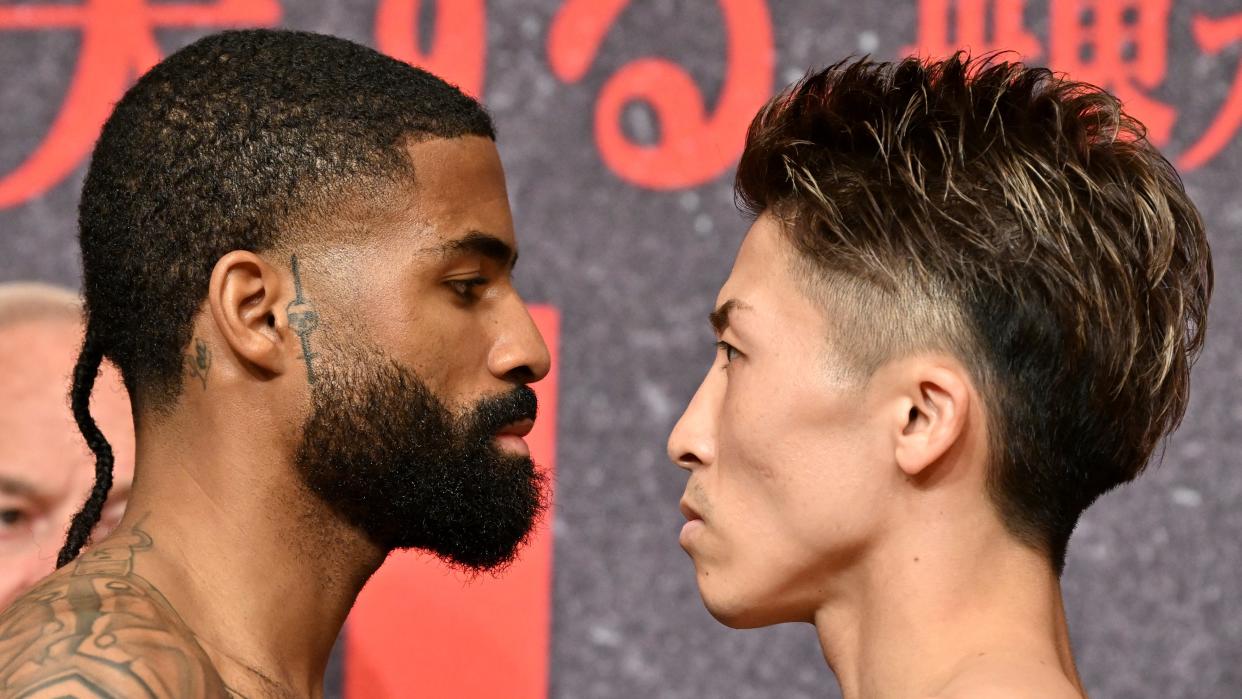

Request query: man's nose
[
  {"left": 488, "top": 295, "right": 552, "bottom": 384},
  {"left": 667, "top": 370, "right": 721, "bottom": 471}
]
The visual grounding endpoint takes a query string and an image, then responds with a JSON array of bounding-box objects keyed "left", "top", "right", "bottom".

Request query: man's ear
[
  {"left": 206, "top": 251, "right": 287, "bottom": 377},
  {"left": 893, "top": 361, "right": 972, "bottom": 478}
]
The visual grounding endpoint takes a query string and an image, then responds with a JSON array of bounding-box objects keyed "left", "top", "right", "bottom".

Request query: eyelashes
[
  {"left": 716, "top": 340, "right": 740, "bottom": 364},
  {"left": 447, "top": 277, "right": 489, "bottom": 302}
]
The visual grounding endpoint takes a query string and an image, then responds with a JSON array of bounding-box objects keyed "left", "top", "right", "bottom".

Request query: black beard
[{"left": 294, "top": 346, "right": 547, "bottom": 571}]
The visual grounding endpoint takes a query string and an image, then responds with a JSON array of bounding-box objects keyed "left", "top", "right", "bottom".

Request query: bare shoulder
[
  {"left": 929, "top": 653, "right": 1086, "bottom": 699},
  {"left": 0, "top": 525, "right": 237, "bottom": 698}
]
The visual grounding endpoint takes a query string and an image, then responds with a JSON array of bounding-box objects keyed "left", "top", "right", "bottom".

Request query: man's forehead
[
  {"left": 392, "top": 138, "right": 516, "bottom": 248},
  {"left": 0, "top": 320, "right": 81, "bottom": 386},
  {"left": 0, "top": 431, "right": 83, "bottom": 500},
  {"left": 403, "top": 137, "right": 508, "bottom": 207},
  {"left": 0, "top": 316, "right": 79, "bottom": 344},
  {"left": 713, "top": 224, "right": 829, "bottom": 338},
  {"left": 714, "top": 218, "right": 786, "bottom": 307}
]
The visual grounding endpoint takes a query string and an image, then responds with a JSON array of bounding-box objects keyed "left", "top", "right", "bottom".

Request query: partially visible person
[
  {"left": 0, "top": 282, "right": 134, "bottom": 611},
  {"left": 668, "top": 54, "right": 1212, "bottom": 698}
]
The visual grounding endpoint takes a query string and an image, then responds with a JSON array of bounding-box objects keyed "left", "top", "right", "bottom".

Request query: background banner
[{"left": 0, "top": 1, "right": 1237, "bottom": 697}]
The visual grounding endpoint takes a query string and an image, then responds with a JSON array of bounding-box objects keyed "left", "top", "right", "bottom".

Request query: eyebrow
[
  {"left": 710, "top": 298, "right": 752, "bottom": 335},
  {"left": 0, "top": 475, "right": 130, "bottom": 504},
  {"left": 0, "top": 475, "right": 36, "bottom": 497},
  {"left": 434, "top": 231, "right": 518, "bottom": 270}
]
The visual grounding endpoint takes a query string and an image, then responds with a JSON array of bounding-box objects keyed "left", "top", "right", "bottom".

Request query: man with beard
[{"left": 0, "top": 29, "right": 550, "bottom": 698}]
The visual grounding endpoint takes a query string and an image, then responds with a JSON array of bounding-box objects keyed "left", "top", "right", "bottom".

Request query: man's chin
[
  {"left": 413, "top": 530, "right": 535, "bottom": 574},
  {"left": 492, "top": 433, "right": 531, "bottom": 457},
  {"left": 702, "top": 597, "right": 784, "bottom": 630},
  {"left": 383, "top": 494, "right": 547, "bottom": 571},
  {"left": 698, "top": 572, "right": 803, "bottom": 630}
]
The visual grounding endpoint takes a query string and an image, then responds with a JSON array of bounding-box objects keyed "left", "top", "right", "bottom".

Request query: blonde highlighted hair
[{"left": 736, "top": 53, "right": 1213, "bottom": 570}]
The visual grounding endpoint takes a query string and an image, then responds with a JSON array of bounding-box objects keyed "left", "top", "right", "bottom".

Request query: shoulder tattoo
[{"left": 0, "top": 519, "right": 242, "bottom": 698}]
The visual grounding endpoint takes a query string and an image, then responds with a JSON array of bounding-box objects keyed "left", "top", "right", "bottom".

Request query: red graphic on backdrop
[
  {"left": 548, "top": 0, "right": 774, "bottom": 190},
  {"left": 902, "top": 0, "right": 1041, "bottom": 59},
  {"left": 1179, "top": 12, "right": 1242, "bottom": 169},
  {"left": 0, "top": 0, "right": 281, "bottom": 210},
  {"left": 3, "top": 1, "right": 1240, "bottom": 210},
  {"left": 1048, "top": 0, "right": 1175, "bottom": 145},
  {"left": 374, "top": 0, "right": 486, "bottom": 97},
  {"left": 905, "top": 0, "right": 1174, "bottom": 146}
]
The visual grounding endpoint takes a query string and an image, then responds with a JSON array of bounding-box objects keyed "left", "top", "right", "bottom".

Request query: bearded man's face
[{"left": 295, "top": 343, "right": 546, "bottom": 571}]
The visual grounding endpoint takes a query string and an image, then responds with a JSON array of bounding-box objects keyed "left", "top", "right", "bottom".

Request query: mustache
[{"left": 467, "top": 385, "right": 538, "bottom": 436}]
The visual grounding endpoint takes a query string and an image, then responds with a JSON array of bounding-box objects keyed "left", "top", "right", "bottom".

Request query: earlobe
[
  {"left": 893, "top": 364, "right": 971, "bottom": 478},
  {"left": 206, "top": 251, "right": 288, "bottom": 378}
]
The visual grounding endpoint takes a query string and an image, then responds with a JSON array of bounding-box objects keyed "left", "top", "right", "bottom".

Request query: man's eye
[
  {"left": 716, "top": 340, "right": 740, "bottom": 364},
  {"left": 447, "top": 277, "right": 488, "bottom": 301},
  {"left": 0, "top": 508, "right": 28, "bottom": 529}
]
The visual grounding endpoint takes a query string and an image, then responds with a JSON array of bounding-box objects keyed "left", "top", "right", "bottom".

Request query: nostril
[
  {"left": 678, "top": 452, "right": 703, "bottom": 466},
  {"left": 505, "top": 365, "right": 536, "bottom": 383}
]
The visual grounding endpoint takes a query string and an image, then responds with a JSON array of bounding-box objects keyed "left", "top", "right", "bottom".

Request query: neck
[
  {"left": 814, "top": 516, "right": 1083, "bottom": 699},
  {"left": 117, "top": 402, "right": 384, "bottom": 697}
]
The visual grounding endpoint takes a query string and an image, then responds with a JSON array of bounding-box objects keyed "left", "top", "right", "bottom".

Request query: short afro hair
[
  {"left": 80, "top": 28, "right": 494, "bottom": 411},
  {"left": 62, "top": 29, "right": 494, "bottom": 565}
]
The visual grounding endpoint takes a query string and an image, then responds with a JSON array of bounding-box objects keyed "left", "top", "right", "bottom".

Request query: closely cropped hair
[
  {"left": 736, "top": 53, "right": 1213, "bottom": 571},
  {"left": 64, "top": 29, "right": 494, "bottom": 566}
]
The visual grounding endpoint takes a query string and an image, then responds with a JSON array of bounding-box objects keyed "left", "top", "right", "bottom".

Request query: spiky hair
[{"left": 736, "top": 53, "right": 1213, "bottom": 571}]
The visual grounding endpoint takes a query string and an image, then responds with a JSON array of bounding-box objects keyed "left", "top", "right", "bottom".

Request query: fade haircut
[
  {"left": 63, "top": 29, "right": 495, "bottom": 566},
  {"left": 735, "top": 53, "right": 1213, "bottom": 572}
]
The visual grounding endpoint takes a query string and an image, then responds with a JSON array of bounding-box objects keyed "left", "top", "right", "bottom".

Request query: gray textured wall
[{"left": 0, "top": 1, "right": 1237, "bottom": 697}]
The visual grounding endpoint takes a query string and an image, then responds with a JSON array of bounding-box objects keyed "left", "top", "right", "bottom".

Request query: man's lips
[
  {"left": 679, "top": 497, "right": 705, "bottom": 548},
  {"left": 495, "top": 418, "right": 534, "bottom": 438},
  {"left": 494, "top": 419, "right": 535, "bottom": 456}
]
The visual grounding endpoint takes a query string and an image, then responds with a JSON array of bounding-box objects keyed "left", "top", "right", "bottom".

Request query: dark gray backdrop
[{"left": 0, "top": 1, "right": 1237, "bottom": 697}]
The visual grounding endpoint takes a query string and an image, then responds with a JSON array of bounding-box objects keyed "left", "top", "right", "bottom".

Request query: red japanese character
[
  {"left": 902, "top": 0, "right": 1041, "bottom": 60},
  {"left": 374, "top": 0, "right": 486, "bottom": 98},
  {"left": 0, "top": 0, "right": 281, "bottom": 210},
  {"left": 1178, "top": 12, "right": 1242, "bottom": 170},
  {"left": 548, "top": 0, "right": 774, "bottom": 190},
  {"left": 1048, "top": 0, "right": 1175, "bottom": 145}
]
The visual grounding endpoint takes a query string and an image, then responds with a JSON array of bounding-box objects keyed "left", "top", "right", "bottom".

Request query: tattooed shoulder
[{"left": 0, "top": 522, "right": 241, "bottom": 698}]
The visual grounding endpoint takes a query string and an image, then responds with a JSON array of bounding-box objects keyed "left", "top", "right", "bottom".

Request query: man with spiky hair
[
  {"left": 669, "top": 54, "right": 1211, "bottom": 698},
  {"left": 0, "top": 29, "right": 551, "bottom": 698}
]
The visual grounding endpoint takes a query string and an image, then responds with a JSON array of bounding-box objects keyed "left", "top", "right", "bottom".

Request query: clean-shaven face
[{"left": 667, "top": 213, "right": 900, "bottom": 627}]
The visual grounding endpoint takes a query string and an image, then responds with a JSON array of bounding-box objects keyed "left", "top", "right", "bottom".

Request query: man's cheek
[
  {"left": 420, "top": 356, "right": 492, "bottom": 410},
  {"left": 719, "top": 403, "right": 786, "bottom": 483}
]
